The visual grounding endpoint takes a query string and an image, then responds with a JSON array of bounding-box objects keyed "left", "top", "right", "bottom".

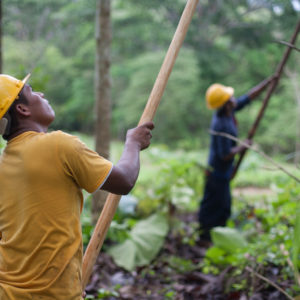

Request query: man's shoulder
[
  {"left": 45, "top": 130, "right": 79, "bottom": 144},
  {"left": 34, "top": 131, "right": 80, "bottom": 153},
  {"left": 47, "top": 130, "right": 73, "bottom": 139},
  {"left": 46, "top": 131, "right": 88, "bottom": 153}
]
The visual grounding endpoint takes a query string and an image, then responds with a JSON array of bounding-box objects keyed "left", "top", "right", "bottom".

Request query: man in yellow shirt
[{"left": 0, "top": 74, "right": 154, "bottom": 299}]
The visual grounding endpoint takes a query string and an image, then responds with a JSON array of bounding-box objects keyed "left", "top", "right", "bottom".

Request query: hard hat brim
[
  {"left": 223, "top": 86, "right": 234, "bottom": 100},
  {"left": 22, "top": 73, "right": 31, "bottom": 85}
]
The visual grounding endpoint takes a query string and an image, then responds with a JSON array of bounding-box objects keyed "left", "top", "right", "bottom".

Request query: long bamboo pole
[
  {"left": 82, "top": 0, "right": 199, "bottom": 289},
  {"left": 231, "top": 20, "right": 300, "bottom": 180}
]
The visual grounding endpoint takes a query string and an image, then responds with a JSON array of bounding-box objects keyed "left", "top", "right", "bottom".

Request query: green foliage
[
  {"left": 107, "top": 213, "right": 169, "bottom": 271},
  {"left": 2, "top": 0, "right": 299, "bottom": 153},
  {"left": 85, "top": 288, "right": 119, "bottom": 300},
  {"left": 81, "top": 194, "right": 94, "bottom": 247},
  {"left": 232, "top": 150, "right": 300, "bottom": 188},
  {"left": 211, "top": 227, "right": 248, "bottom": 253},
  {"left": 105, "top": 218, "right": 135, "bottom": 245},
  {"left": 112, "top": 48, "right": 204, "bottom": 144},
  {"left": 79, "top": 142, "right": 300, "bottom": 297},
  {"left": 134, "top": 149, "right": 205, "bottom": 215},
  {"left": 166, "top": 255, "right": 197, "bottom": 274},
  {"left": 0, "top": 137, "right": 5, "bottom": 153},
  {"left": 293, "top": 204, "right": 300, "bottom": 283},
  {"left": 3, "top": 0, "right": 96, "bottom": 132},
  {"left": 201, "top": 177, "right": 300, "bottom": 295}
]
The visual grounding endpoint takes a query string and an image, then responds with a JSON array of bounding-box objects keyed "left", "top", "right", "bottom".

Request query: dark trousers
[{"left": 198, "top": 174, "right": 231, "bottom": 240}]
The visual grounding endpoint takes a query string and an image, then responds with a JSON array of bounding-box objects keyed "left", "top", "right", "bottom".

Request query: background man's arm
[{"left": 248, "top": 75, "right": 277, "bottom": 100}]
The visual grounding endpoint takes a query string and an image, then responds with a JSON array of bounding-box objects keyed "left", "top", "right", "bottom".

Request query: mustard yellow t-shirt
[{"left": 0, "top": 131, "right": 113, "bottom": 299}]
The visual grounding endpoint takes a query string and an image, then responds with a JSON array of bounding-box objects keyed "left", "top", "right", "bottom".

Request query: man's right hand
[
  {"left": 224, "top": 139, "right": 252, "bottom": 161},
  {"left": 125, "top": 121, "right": 155, "bottom": 150}
]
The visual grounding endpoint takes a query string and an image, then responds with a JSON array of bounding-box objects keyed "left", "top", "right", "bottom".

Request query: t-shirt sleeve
[
  {"left": 58, "top": 132, "right": 113, "bottom": 193},
  {"left": 234, "top": 94, "right": 251, "bottom": 112}
]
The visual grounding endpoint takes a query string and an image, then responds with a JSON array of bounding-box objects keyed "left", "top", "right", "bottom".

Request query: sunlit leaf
[
  {"left": 107, "top": 213, "right": 169, "bottom": 271},
  {"left": 211, "top": 227, "right": 248, "bottom": 253}
]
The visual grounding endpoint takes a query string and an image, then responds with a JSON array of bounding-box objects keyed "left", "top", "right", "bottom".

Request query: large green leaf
[
  {"left": 211, "top": 227, "right": 248, "bottom": 253},
  {"left": 107, "top": 213, "right": 169, "bottom": 271}
]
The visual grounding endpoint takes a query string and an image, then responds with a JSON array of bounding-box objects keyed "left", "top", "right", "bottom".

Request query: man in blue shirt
[{"left": 198, "top": 76, "right": 276, "bottom": 242}]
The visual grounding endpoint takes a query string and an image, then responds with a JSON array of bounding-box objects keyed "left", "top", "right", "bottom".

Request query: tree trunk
[
  {"left": 0, "top": 0, "right": 2, "bottom": 73},
  {"left": 285, "top": 66, "right": 300, "bottom": 165},
  {"left": 92, "top": 0, "right": 112, "bottom": 225},
  {"left": 291, "top": 73, "right": 300, "bottom": 165}
]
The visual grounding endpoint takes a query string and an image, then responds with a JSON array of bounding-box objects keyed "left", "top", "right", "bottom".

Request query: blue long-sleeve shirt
[{"left": 208, "top": 95, "right": 250, "bottom": 179}]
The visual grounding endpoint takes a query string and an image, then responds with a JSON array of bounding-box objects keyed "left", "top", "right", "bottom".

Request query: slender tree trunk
[
  {"left": 296, "top": 99, "right": 300, "bottom": 165},
  {"left": 92, "top": 0, "right": 112, "bottom": 225},
  {"left": 285, "top": 66, "right": 300, "bottom": 164},
  {"left": 0, "top": 0, "right": 2, "bottom": 73},
  {"left": 292, "top": 75, "right": 300, "bottom": 165}
]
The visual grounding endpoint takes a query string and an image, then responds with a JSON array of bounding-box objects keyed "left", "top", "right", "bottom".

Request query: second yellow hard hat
[{"left": 205, "top": 83, "right": 234, "bottom": 110}]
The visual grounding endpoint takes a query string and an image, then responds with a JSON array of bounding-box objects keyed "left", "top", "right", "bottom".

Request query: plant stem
[
  {"left": 280, "top": 243, "right": 300, "bottom": 286},
  {"left": 245, "top": 266, "right": 293, "bottom": 300},
  {"left": 276, "top": 40, "right": 300, "bottom": 52}
]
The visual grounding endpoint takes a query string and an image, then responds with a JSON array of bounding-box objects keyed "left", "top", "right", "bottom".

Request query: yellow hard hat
[
  {"left": 205, "top": 83, "right": 234, "bottom": 109},
  {"left": 0, "top": 74, "right": 31, "bottom": 119}
]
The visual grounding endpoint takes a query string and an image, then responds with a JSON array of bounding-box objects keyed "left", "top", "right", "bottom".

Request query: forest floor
[{"left": 85, "top": 195, "right": 292, "bottom": 300}]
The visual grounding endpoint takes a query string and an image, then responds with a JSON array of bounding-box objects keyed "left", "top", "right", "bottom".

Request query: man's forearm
[
  {"left": 248, "top": 75, "right": 275, "bottom": 100},
  {"left": 101, "top": 122, "right": 153, "bottom": 195},
  {"left": 115, "top": 140, "right": 141, "bottom": 188}
]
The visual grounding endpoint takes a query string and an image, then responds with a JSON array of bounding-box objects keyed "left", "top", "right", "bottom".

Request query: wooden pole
[
  {"left": 231, "top": 20, "right": 300, "bottom": 180},
  {"left": 82, "top": 0, "right": 199, "bottom": 289}
]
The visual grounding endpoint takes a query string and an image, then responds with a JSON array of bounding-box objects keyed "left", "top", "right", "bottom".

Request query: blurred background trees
[{"left": 2, "top": 0, "right": 300, "bottom": 153}]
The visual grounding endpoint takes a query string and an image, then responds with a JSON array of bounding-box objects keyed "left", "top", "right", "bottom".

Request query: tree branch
[
  {"left": 275, "top": 40, "right": 300, "bottom": 52},
  {"left": 209, "top": 130, "right": 300, "bottom": 184}
]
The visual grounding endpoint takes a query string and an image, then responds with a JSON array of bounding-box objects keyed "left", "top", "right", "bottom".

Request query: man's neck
[{"left": 7, "top": 125, "right": 48, "bottom": 141}]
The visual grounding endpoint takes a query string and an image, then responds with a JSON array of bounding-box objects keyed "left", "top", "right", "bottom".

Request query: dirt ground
[{"left": 233, "top": 187, "right": 275, "bottom": 197}]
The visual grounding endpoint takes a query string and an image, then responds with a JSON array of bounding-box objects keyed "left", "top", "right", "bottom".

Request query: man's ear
[{"left": 15, "top": 104, "right": 31, "bottom": 117}]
